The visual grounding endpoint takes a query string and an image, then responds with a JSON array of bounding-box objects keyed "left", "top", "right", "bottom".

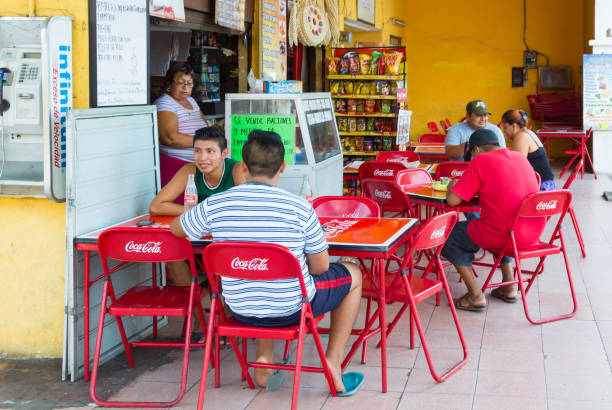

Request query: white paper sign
[
  {"left": 397, "top": 109, "right": 412, "bottom": 145},
  {"left": 95, "top": 0, "right": 148, "bottom": 106}
]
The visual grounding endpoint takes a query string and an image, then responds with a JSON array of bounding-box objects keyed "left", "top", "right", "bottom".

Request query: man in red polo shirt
[{"left": 442, "top": 128, "right": 545, "bottom": 311}]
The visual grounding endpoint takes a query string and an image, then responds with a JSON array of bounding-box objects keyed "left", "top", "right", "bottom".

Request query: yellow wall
[
  {"left": 339, "top": 0, "right": 405, "bottom": 45},
  {"left": 0, "top": 0, "right": 89, "bottom": 357},
  {"left": 402, "top": 0, "right": 585, "bottom": 154}
]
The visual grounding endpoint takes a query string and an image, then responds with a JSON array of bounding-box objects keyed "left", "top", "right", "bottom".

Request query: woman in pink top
[{"left": 154, "top": 64, "right": 208, "bottom": 196}]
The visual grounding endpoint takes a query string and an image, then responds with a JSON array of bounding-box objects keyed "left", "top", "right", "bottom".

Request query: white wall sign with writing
[
  {"left": 357, "top": 0, "right": 375, "bottom": 25},
  {"left": 91, "top": 0, "right": 149, "bottom": 107}
]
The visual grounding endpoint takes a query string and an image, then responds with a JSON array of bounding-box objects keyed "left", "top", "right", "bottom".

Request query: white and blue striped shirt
[{"left": 180, "top": 182, "right": 328, "bottom": 318}]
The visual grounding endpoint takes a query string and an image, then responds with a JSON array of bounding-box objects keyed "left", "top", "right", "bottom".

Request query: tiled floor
[{"left": 6, "top": 167, "right": 612, "bottom": 410}]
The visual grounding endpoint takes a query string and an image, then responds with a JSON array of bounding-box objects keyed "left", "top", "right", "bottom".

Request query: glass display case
[{"left": 225, "top": 93, "right": 343, "bottom": 197}]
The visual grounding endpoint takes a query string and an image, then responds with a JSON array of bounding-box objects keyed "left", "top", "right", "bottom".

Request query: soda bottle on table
[
  {"left": 184, "top": 174, "right": 198, "bottom": 212},
  {"left": 300, "top": 174, "right": 314, "bottom": 204}
]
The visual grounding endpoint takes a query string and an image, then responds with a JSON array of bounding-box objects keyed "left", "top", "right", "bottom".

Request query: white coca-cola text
[
  {"left": 231, "top": 257, "right": 269, "bottom": 271},
  {"left": 430, "top": 226, "right": 446, "bottom": 240},
  {"left": 373, "top": 169, "right": 394, "bottom": 177},
  {"left": 536, "top": 200, "right": 558, "bottom": 211},
  {"left": 124, "top": 241, "right": 162, "bottom": 254},
  {"left": 374, "top": 189, "right": 392, "bottom": 199},
  {"left": 450, "top": 169, "right": 464, "bottom": 177}
]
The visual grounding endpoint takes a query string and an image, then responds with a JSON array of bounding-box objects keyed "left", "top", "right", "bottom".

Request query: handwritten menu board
[
  {"left": 149, "top": 0, "right": 185, "bottom": 22},
  {"left": 91, "top": 0, "right": 149, "bottom": 106},
  {"left": 583, "top": 54, "right": 612, "bottom": 130},
  {"left": 216, "top": 0, "right": 246, "bottom": 31},
  {"left": 230, "top": 115, "right": 295, "bottom": 164},
  {"left": 260, "top": 0, "right": 287, "bottom": 80}
]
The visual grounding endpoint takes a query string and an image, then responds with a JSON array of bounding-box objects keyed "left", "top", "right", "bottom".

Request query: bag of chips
[
  {"left": 326, "top": 58, "right": 339, "bottom": 75},
  {"left": 356, "top": 101, "right": 365, "bottom": 113},
  {"left": 357, "top": 118, "right": 366, "bottom": 131},
  {"left": 330, "top": 81, "right": 341, "bottom": 93},
  {"left": 349, "top": 54, "right": 360, "bottom": 74},
  {"left": 365, "top": 99, "right": 376, "bottom": 113},
  {"left": 337, "top": 117, "right": 348, "bottom": 131},
  {"left": 366, "top": 117, "right": 375, "bottom": 131},
  {"left": 369, "top": 51, "right": 384, "bottom": 75},
  {"left": 339, "top": 58, "right": 350, "bottom": 74},
  {"left": 348, "top": 117, "right": 357, "bottom": 132},
  {"left": 353, "top": 81, "right": 363, "bottom": 94},
  {"left": 343, "top": 80, "right": 354, "bottom": 94},
  {"left": 335, "top": 99, "right": 346, "bottom": 112},
  {"left": 359, "top": 54, "right": 370, "bottom": 75},
  {"left": 347, "top": 99, "right": 357, "bottom": 112},
  {"left": 384, "top": 52, "right": 402, "bottom": 75},
  {"left": 381, "top": 100, "right": 392, "bottom": 113}
]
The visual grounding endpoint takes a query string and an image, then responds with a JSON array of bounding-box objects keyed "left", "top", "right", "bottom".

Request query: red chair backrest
[
  {"left": 375, "top": 150, "right": 420, "bottom": 164},
  {"left": 202, "top": 241, "right": 308, "bottom": 297},
  {"left": 411, "top": 211, "right": 459, "bottom": 251},
  {"left": 395, "top": 168, "right": 433, "bottom": 186},
  {"left": 440, "top": 120, "right": 449, "bottom": 132},
  {"left": 444, "top": 118, "right": 452, "bottom": 128},
  {"left": 418, "top": 133, "right": 446, "bottom": 144},
  {"left": 513, "top": 190, "right": 572, "bottom": 220},
  {"left": 313, "top": 196, "right": 381, "bottom": 218},
  {"left": 98, "top": 227, "right": 195, "bottom": 264},
  {"left": 427, "top": 122, "right": 442, "bottom": 134},
  {"left": 434, "top": 161, "right": 469, "bottom": 180},
  {"left": 562, "top": 158, "right": 584, "bottom": 190},
  {"left": 361, "top": 178, "right": 412, "bottom": 216},
  {"left": 358, "top": 161, "right": 408, "bottom": 183}
]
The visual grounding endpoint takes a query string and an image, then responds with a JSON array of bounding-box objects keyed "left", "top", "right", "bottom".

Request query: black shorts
[{"left": 229, "top": 262, "right": 352, "bottom": 327}]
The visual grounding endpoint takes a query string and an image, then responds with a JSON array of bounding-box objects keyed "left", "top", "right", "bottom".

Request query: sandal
[
  {"left": 454, "top": 293, "right": 486, "bottom": 312},
  {"left": 490, "top": 287, "right": 518, "bottom": 304}
]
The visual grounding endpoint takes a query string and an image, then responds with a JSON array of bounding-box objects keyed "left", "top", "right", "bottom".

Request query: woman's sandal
[
  {"left": 490, "top": 287, "right": 518, "bottom": 304},
  {"left": 454, "top": 293, "right": 486, "bottom": 312}
]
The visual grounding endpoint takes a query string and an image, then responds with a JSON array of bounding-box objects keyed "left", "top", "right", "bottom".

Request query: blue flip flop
[
  {"left": 265, "top": 353, "right": 292, "bottom": 392},
  {"left": 336, "top": 371, "right": 365, "bottom": 397}
]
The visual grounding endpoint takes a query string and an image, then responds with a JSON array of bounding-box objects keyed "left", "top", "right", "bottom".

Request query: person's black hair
[
  {"left": 194, "top": 126, "right": 227, "bottom": 150},
  {"left": 242, "top": 130, "right": 285, "bottom": 178},
  {"left": 501, "top": 109, "right": 528, "bottom": 128},
  {"left": 163, "top": 63, "right": 195, "bottom": 92}
]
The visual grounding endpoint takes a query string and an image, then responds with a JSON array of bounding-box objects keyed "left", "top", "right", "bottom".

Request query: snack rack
[{"left": 326, "top": 46, "right": 407, "bottom": 193}]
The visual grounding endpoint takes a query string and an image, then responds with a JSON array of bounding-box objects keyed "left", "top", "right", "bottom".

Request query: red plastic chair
[
  {"left": 313, "top": 195, "right": 381, "bottom": 218},
  {"left": 418, "top": 133, "right": 446, "bottom": 144},
  {"left": 361, "top": 211, "right": 468, "bottom": 381},
  {"left": 427, "top": 121, "right": 443, "bottom": 134},
  {"left": 434, "top": 161, "right": 469, "bottom": 180},
  {"left": 196, "top": 242, "right": 337, "bottom": 410},
  {"left": 395, "top": 168, "right": 433, "bottom": 186},
  {"left": 562, "top": 158, "right": 586, "bottom": 257},
  {"left": 362, "top": 178, "right": 416, "bottom": 218},
  {"left": 560, "top": 127, "right": 597, "bottom": 180},
  {"left": 358, "top": 161, "right": 408, "bottom": 186},
  {"left": 90, "top": 228, "right": 207, "bottom": 408},
  {"left": 375, "top": 150, "right": 420, "bottom": 164},
  {"left": 480, "top": 190, "right": 578, "bottom": 324}
]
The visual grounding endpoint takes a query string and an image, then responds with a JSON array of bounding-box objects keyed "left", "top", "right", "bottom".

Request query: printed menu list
[
  {"left": 260, "top": 0, "right": 287, "bottom": 80},
  {"left": 216, "top": 0, "right": 246, "bottom": 31},
  {"left": 583, "top": 54, "right": 612, "bottom": 130},
  {"left": 95, "top": 0, "right": 148, "bottom": 106}
]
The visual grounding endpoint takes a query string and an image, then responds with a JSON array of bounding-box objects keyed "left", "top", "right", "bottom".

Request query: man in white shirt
[{"left": 445, "top": 99, "right": 506, "bottom": 161}]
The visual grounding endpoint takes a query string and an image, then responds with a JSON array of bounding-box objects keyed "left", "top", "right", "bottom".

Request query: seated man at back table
[
  {"left": 445, "top": 99, "right": 506, "bottom": 161},
  {"left": 441, "top": 129, "right": 545, "bottom": 311},
  {"left": 150, "top": 125, "right": 246, "bottom": 341},
  {"left": 170, "top": 130, "right": 363, "bottom": 393}
]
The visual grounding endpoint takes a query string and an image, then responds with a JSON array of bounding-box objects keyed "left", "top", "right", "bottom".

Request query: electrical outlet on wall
[{"left": 524, "top": 50, "right": 538, "bottom": 68}]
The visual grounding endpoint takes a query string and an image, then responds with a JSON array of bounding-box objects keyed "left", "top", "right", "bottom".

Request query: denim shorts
[
  {"left": 229, "top": 262, "right": 352, "bottom": 327},
  {"left": 540, "top": 180, "right": 557, "bottom": 191},
  {"left": 441, "top": 221, "right": 512, "bottom": 267}
]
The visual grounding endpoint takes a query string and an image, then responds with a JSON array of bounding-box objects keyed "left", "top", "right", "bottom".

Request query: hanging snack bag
[
  {"left": 326, "top": 58, "right": 339, "bottom": 75},
  {"left": 369, "top": 51, "right": 384, "bottom": 75},
  {"left": 365, "top": 99, "right": 376, "bottom": 113},
  {"left": 385, "top": 52, "right": 402, "bottom": 75},
  {"left": 339, "top": 57, "right": 350, "bottom": 74},
  {"left": 335, "top": 99, "right": 346, "bottom": 112},
  {"left": 349, "top": 54, "right": 360, "bottom": 74},
  {"left": 381, "top": 100, "right": 392, "bottom": 113},
  {"left": 347, "top": 99, "right": 357, "bottom": 112},
  {"left": 366, "top": 117, "right": 375, "bottom": 131},
  {"left": 343, "top": 80, "right": 354, "bottom": 94},
  {"left": 357, "top": 118, "right": 366, "bottom": 131},
  {"left": 359, "top": 54, "right": 371, "bottom": 75},
  {"left": 348, "top": 117, "right": 357, "bottom": 132}
]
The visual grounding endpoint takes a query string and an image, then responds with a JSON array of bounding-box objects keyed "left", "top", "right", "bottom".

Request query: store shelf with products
[{"left": 326, "top": 46, "right": 407, "bottom": 194}]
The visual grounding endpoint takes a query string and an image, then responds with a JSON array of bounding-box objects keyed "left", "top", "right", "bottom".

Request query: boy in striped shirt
[{"left": 170, "top": 130, "right": 362, "bottom": 394}]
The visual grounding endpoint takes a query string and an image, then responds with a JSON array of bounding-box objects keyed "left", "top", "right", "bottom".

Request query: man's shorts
[
  {"left": 441, "top": 221, "right": 512, "bottom": 267},
  {"left": 229, "top": 262, "right": 352, "bottom": 327}
]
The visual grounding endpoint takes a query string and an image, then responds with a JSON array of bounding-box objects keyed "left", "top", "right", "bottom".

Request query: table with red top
[
  {"left": 536, "top": 128, "right": 596, "bottom": 179},
  {"left": 402, "top": 183, "right": 480, "bottom": 216},
  {"left": 75, "top": 214, "right": 419, "bottom": 392},
  {"left": 412, "top": 144, "right": 447, "bottom": 161}
]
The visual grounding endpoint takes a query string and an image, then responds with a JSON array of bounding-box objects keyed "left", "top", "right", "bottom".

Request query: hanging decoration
[{"left": 288, "top": 0, "right": 339, "bottom": 47}]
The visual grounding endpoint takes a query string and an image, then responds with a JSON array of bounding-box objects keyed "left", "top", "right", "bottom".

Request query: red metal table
[
  {"left": 75, "top": 214, "right": 419, "bottom": 393},
  {"left": 536, "top": 128, "right": 596, "bottom": 179}
]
